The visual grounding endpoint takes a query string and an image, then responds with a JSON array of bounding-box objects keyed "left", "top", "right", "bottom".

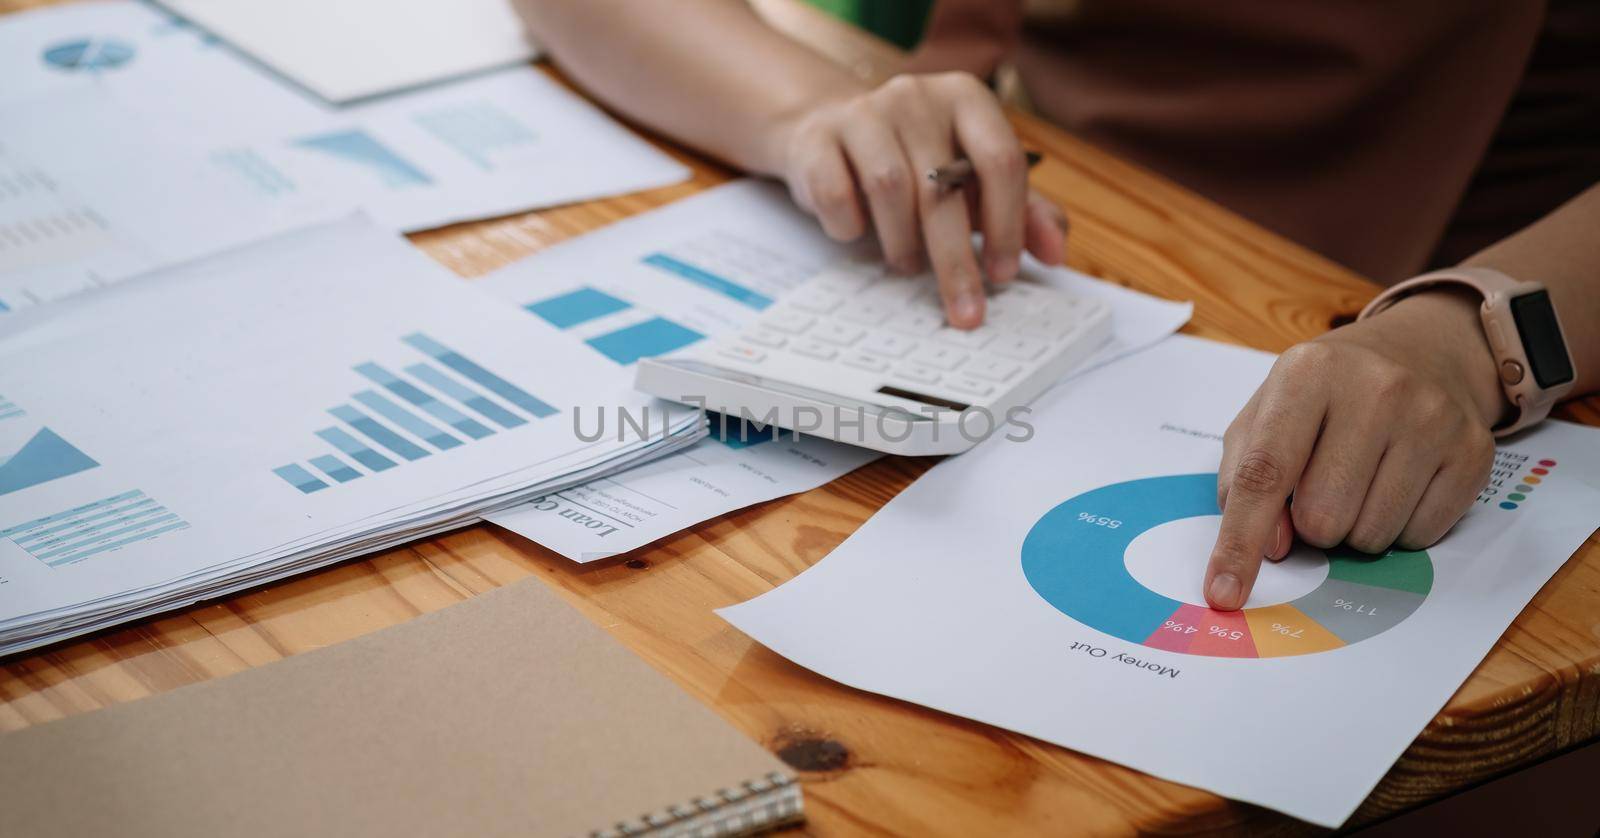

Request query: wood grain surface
[{"left": 3, "top": 0, "right": 1598, "bottom": 834}]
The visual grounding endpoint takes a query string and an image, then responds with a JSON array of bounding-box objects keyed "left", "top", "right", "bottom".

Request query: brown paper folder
[{"left": 0, "top": 580, "right": 801, "bottom": 837}]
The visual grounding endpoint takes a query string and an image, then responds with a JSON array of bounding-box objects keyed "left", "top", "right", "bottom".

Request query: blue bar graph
[
  {"left": 527, "top": 287, "right": 632, "bottom": 329},
  {"left": 403, "top": 333, "right": 557, "bottom": 419},
  {"left": 642, "top": 253, "right": 773, "bottom": 311},
  {"left": 316, "top": 426, "right": 397, "bottom": 472},
  {"left": 354, "top": 362, "right": 494, "bottom": 440},
  {"left": 353, "top": 390, "right": 462, "bottom": 450},
  {"left": 3, "top": 490, "right": 190, "bottom": 567},
  {"left": 273, "top": 463, "right": 329, "bottom": 494},
  {"left": 310, "top": 454, "right": 362, "bottom": 483},
  {"left": 276, "top": 332, "right": 553, "bottom": 492},
  {"left": 0, "top": 395, "right": 21, "bottom": 421},
  {"left": 330, "top": 405, "right": 430, "bottom": 462},
  {"left": 586, "top": 317, "right": 705, "bottom": 365}
]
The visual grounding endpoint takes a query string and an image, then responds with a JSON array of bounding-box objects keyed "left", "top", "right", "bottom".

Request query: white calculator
[{"left": 635, "top": 262, "right": 1111, "bottom": 455}]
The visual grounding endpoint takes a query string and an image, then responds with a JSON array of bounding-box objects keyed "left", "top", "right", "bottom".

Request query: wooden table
[{"left": 4, "top": 0, "right": 1598, "bottom": 833}]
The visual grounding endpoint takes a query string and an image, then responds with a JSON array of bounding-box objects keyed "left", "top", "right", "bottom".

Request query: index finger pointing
[{"left": 1205, "top": 375, "right": 1326, "bottom": 610}]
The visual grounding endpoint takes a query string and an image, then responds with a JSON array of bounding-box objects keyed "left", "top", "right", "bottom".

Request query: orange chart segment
[{"left": 1244, "top": 604, "right": 1345, "bottom": 657}]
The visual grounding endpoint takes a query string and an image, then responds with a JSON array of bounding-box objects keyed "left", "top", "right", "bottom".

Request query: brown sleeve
[{"left": 903, "top": 0, "right": 1023, "bottom": 79}]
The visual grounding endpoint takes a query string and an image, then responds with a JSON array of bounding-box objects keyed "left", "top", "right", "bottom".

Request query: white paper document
[
  {"left": 157, "top": 0, "right": 539, "bottom": 103},
  {"left": 0, "top": 216, "right": 700, "bottom": 655},
  {"left": 719, "top": 335, "right": 1600, "bottom": 827},
  {"left": 0, "top": 0, "right": 687, "bottom": 311},
  {"left": 477, "top": 181, "right": 1193, "bottom": 561},
  {"left": 0, "top": 91, "right": 327, "bottom": 313}
]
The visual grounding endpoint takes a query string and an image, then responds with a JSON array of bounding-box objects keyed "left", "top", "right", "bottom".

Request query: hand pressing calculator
[{"left": 636, "top": 262, "right": 1111, "bottom": 455}]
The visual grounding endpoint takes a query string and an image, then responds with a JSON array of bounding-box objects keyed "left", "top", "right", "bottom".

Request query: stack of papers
[
  {"left": 0, "top": 217, "right": 703, "bottom": 656},
  {"left": 0, "top": 0, "right": 687, "bottom": 313}
]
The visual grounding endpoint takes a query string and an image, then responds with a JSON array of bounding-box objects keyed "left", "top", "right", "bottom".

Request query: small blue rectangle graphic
[
  {"left": 642, "top": 253, "right": 773, "bottom": 311},
  {"left": 586, "top": 317, "right": 705, "bottom": 365},
  {"left": 274, "top": 464, "right": 329, "bottom": 494},
  {"left": 310, "top": 454, "right": 363, "bottom": 483},
  {"left": 526, "top": 286, "right": 633, "bottom": 329}
]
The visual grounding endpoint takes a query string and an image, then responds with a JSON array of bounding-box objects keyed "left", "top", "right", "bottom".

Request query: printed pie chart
[{"left": 1021, "top": 473, "right": 1432, "bottom": 658}]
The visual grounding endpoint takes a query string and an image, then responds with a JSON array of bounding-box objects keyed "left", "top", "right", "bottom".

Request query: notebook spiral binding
[{"left": 588, "top": 771, "right": 803, "bottom": 838}]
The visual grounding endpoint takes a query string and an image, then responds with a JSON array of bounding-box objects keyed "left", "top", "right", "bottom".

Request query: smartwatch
[{"left": 1358, "top": 267, "right": 1576, "bottom": 437}]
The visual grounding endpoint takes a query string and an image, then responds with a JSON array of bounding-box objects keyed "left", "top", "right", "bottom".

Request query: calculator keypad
[{"left": 714, "top": 262, "right": 1105, "bottom": 406}]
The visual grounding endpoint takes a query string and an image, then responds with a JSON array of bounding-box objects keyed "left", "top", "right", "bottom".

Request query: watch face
[{"left": 1509, "top": 290, "right": 1575, "bottom": 388}]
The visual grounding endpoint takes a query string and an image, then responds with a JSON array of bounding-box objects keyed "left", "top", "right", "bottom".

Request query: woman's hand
[
  {"left": 1203, "top": 289, "right": 1510, "bottom": 610},
  {"left": 771, "top": 72, "right": 1067, "bottom": 329}
]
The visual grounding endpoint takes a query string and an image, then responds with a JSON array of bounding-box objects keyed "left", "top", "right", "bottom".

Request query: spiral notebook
[{"left": 0, "top": 580, "right": 802, "bottom": 837}]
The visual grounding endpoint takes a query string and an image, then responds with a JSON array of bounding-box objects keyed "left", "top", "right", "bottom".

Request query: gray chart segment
[{"left": 1292, "top": 577, "right": 1425, "bottom": 644}]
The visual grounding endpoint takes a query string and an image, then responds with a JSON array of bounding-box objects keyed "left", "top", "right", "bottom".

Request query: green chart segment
[{"left": 1020, "top": 473, "right": 1432, "bottom": 659}]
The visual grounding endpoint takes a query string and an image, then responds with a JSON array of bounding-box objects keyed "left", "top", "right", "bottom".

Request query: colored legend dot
[
  {"left": 1531, "top": 467, "right": 1549, "bottom": 475},
  {"left": 1508, "top": 493, "right": 1526, "bottom": 501},
  {"left": 1524, "top": 476, "right": 1542, "bottom": 485},
  {"left": 1516, "top": 484, "right": 1533, "bottom": 492},
  {"left": 1539, "top": 459, "right": 1557, "bottom": 467},
  {"left": 1500, "top": 501, "right": 1519, "bottom": 510}
]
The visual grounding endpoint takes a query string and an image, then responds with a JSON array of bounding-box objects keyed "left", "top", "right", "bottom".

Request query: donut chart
[{"left": 1020, "top": 473, "right": 1432, "bottom": 659}]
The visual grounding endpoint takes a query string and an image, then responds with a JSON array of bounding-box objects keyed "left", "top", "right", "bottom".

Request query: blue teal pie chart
[
  {"left": 1020, "top": 473, "right": 1432, "bottom": 658},
  {"left": 43, "top": 38, "right": 135, "bottom": 72}
]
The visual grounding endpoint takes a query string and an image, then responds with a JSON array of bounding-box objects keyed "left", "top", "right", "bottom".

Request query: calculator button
[
  {"left": 991, "top": 335, "right": 1049, "bottom": 361},
  {"left": 837, "top": 301, "right": 894, "bottom": 326},
  {"left": 909, "top": 344, "right": 968, "bottom": 370},
  {"left": 792, "top": 339, "right": 839, "bottom": 360},
  {"left": 886, "top": 311, "right": 943, "bottom": 336},
  {"left": 741, "top": 328, "right": 787, "bottom": 348},
  {"left": 842, "top": 351, "right": 890, "bottom": 373},
  {"left": 947, "top": 376, "right": 995, "bottom": 397},
  {"left": 893, "top": 362, "right": 942, "bottom": 385},
  {"left": 718, "top": 344, "right": 766, "bottom": 364},
  {"left": 1019, "top": 311, "right": 1076, "bottom": 340},
  {"left": 813, "top": 321, "right": 865, "bottom": 346},
  {"left": 809, "top": 267, "right": 871, "bottom": 291},
  {"left": 931, "top": 325, "right": 996, "bottom": 349},
  {"left": 766, "top": 310, "right": 816, "bottom": 334},
  {"left": 966, "top": 356, "right": 1022, "bottom": 382},
  {"left": 859, "top": 332, "right": 916, "bottom": 358},
  {"left": 790, "top": 286, "right": 844, "bottom": 313}
]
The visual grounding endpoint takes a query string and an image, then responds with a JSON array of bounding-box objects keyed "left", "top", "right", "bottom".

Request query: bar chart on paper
[
  {"left": 1020, "top": 473, "right": 1433, "bottom": 659},
  {"left": 272, "top": 332, "right": 557, "bottom": 494}
]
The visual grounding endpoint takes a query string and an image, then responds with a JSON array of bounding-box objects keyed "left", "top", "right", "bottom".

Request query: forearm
[
  {"left": 513, "top": 0, "right": 867, "bottom": 174},
  {"left": 1463, "top": 183, "right": 1600, "bottom": 398}
]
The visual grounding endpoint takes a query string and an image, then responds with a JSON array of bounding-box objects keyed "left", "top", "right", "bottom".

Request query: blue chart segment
[
  {"left": 291, "top": 130, "right": 432, "bottom": 188},
  {"left": 586, "top": 318, "right": 704, "bottom": 365},
  {"left": 527, "top": 287, "right": 632, "bottom": 329},
  {"left": 3, "top": 490, "right": 189, "bottom": 568},
  {"left": 43, "top": 38, "right": 135, "bottom": 71},
  {"left": 707, "top": 412, "right": 774, "bottom": 449},
  {"left": 0, "top": 428, "right": 99, "bottom": 497},
  {"left": 0, "top": 395, "right": 23, "bottom": 422},
  {"left": 523, "top": 285, "right": 706, "bottom": 366},
  {"left": 1020, "top": 474, "right": 1433, "bottom": 659},
  {"left": 642, "top": 253, "right": 774, "bottom": 311},
  {"left": 274, "top": 333, "right": 556, "bottom": 493}
]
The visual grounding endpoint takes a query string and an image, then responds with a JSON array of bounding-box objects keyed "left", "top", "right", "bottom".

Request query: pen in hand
[{"left": 927, "top": 150, "right": 1043, "bottom": 192}]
